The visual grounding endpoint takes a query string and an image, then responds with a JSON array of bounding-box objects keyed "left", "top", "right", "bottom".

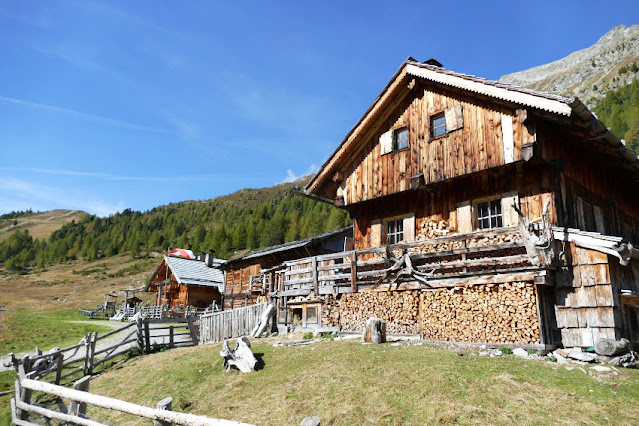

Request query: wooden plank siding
[
  {"left": 351, "top": 163, "right": 553, "bottom": 250},
  {"left": 340, "top": 83, "right": 532, "bottom": 207}
]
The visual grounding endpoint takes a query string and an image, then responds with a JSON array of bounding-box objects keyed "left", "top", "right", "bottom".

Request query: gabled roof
[
  {"left": 145, "top": 255, "right": 226, "bottom": 291},
  {"left": 306, "top": 58, "right": 639, "bottom": 196},
  {"left": 227, "top": 226, "right": 353, "bottom": 264}
]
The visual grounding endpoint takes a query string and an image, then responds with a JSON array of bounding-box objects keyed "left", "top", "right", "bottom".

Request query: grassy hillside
[
  {"left": 83, "top": 337, "right": 639, "bottom": 425},
  {"left": 0, "top": 209, "right": 86, "bottom": 243},
  {"left": 0, "top": 175, "right": 351, "bottom": 273}
]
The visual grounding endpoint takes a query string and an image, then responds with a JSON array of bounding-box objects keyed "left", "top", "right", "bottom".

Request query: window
[
  {"left": 306, "top": 307, "right": 318, "bottom": 324},
  {"left": 387, "top": 218, "right": 404, "bottom": 244},
  {"left": 431, "top": 113, "right": 447, "bottom": 138},
  {"left": 394, "top": 128, "right": 408, "bottom": 150},
  {"left": 476, "top": 199, "right": 503, "bottom": 230}
]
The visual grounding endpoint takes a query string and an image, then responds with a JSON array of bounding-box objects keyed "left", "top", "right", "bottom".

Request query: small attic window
[
  {"left": 431, "top": 113, "right": 447, "bottom": 138},
  {"left": 394, "top": 128, "right": 408, "bottom": 150}
]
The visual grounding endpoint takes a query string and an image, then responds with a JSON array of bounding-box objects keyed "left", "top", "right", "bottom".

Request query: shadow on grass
[{"left": 254, "top": 353, "right": 265, "bottom": 371}]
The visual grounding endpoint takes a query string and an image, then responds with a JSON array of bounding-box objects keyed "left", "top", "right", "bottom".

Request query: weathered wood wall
[
  {"left": 554, "top": 242, "right": 621, "bottom": 347},
  {"left": 340, "top": 82, "right": 535, "bottom": 206},
  {"left": 352, "top": 164, "right": 555, "bottom": 250},
  {"left": 223, "top": 262, "right": 262, "bottom": 310}
]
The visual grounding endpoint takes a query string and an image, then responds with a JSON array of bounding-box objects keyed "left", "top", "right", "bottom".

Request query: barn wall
[
  {"left": 340, "top": 83, "right": 535, "bottom": 206},
  {"left": 351, "top": 163, "right": 554, "bottom": 250},
  {"left": 223, "top": 261, "right": 262, "bottom": 310}
]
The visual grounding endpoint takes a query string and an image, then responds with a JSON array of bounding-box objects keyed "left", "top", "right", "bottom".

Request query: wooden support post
[
  {"left": 68, "top": 376, "right": 91, "bottom": 417},
  {"left": 169, "top": 326, "right": 174, "bottom": 349},
  {"left": 154, "top": 397, "right": 173, "bottom": 426},
  {"left": 55, "top": 352, "right": 64, "bottom": 385},
  {"left": 312, "top": 257, "right": 318, "bottom": 295},
  {"left": 351, "top": 251, "right": 358, "bottom": 293},
  {"left": 145, "top": 321, "right": 151, "bottom": 353}
]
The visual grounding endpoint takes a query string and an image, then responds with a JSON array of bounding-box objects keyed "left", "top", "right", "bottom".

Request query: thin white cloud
[
  {"left": 280, "top": 164, "right": 319, "bottom": 184},
  {"left": 0, "top": 177, "right": 125, "bottom": 217},
  {"left": 0, "top": 167, "right": 199, "bottom": 182},
  {"left": 0, "top": 95, "right": 167, "bottom": 133}
]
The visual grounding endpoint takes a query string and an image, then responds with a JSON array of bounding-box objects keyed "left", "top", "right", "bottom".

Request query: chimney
[{"left": 205, "top": 253, "right": 213, "bottom": 268}]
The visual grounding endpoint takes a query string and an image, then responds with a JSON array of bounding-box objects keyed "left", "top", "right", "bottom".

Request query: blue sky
[{"left": 1, "top": 0, "right": 637, "bottom": 217}]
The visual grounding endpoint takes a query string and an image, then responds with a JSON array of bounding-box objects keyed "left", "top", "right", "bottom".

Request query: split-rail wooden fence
[
  {"left": 200, "top": 303, "right": 268, "bottom": 344},
  {"left": 8, "top": 317, "right": 199, "bottom": 386},
  {"left": 11, "top": 364, "right": 252, "bottom": 425}
]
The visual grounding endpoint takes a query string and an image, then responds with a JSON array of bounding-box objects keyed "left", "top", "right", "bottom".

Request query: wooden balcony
[{"left": 273, "top": 226, "right": 542, "bottom": 298}]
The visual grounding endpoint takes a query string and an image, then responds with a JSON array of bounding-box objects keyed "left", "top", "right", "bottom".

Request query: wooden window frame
[
  {"left": 385, "top": 216, "right": 404, "bottom": 245},
  {"left": 430, "top": 112, "right": 447, "bottom": 139},
  {"left": 473, "top": 196, "right": 504, "bottom": 231},
  {"left": 393, "top": 127, "right": 409, "bottom": 151}
]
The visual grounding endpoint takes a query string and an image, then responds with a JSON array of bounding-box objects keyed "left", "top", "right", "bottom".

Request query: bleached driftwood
[
  {"left": 249, "top": 304, "right": 275, "bottom": 338},
  {"left": 363, "top": 317, "right": 386, "bottom": 344},
  {"left": 514, "top": 197, "right": 554, "bottom": 266},
  {"left": 220, "top": 336, "right": 257, "bottom": 373},
  {"left": 376, "top": 248, "right": 437, "bottom": 287}
]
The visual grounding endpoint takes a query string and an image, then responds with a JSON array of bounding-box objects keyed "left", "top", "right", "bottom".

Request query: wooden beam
[{"left": 351, "top": 251, "right": 358, "bottom": 293}]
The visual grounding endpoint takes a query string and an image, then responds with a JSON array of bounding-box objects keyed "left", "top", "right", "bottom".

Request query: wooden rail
[
  {"left": 12, "top": 376, "right": 253, "bottom": 425},
  {"left": 200, "top": 303, "right": 268, "bottom": 344},
  {"left": 8, "top": 318, "right": 199, "bottom": 385},
  {"left": 278, "top": 227, "right": 530, "bottom": 294}
]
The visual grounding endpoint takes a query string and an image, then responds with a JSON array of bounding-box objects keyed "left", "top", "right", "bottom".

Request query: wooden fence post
[
  {"left": 169, "top": 326, "right": 174, "bottom": 348},
  {"left": 136, "top": 316, "right": 144, "bottom": 352},
  {"left": 88, "top": 331, "right": 98, "bottom": 375},
  {"left": 68, "top": 376, "right": 90, "bottom": 417},
  {"left": 154, "top": 397, "right": 173, "bottom": 426},
  {"left": 186, "top": 316, "right": 198, "bottom": 346},
  {"left": 351, "top": 251, "right": 358, "bottom": 293},
  {"left": 17, "top": 360, "right": 32, "bottom": 421},
  {"left": 82, "top": 332, "right": 92, "bottom": 376},
  {"left": 145, "top": 320, "right": 151, "bottom": 353},
  {"left": 55, "top": 352, "right": 64, "bottom": 385}
]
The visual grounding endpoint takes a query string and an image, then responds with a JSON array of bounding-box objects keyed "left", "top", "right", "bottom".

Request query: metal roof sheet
[{"left": 164, "top": 255, "right": 225, "bottom": 289}]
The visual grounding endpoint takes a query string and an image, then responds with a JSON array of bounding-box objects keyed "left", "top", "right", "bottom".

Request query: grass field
[
  {"left": 0, "top": 209, "right": 87, "bottom": 243},
  {"left": 83, "top": 337, "right": 639, "bottom": 425}
]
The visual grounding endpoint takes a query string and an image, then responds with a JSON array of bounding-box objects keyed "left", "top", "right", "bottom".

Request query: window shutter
[
  {"left": 371, "top": 219, "right": 382, "bottom": 247},
  {"left": 456, "top": 201, "right": 472, "bottom": 233},
  {"left": 380, "top": 130, "right": 393, "bottom": 155},
  {"left": 403, "top": 213, "right": 415, "bottom": 242},
  {"left": 444, "top": 104, "right": 464, "bottom": 132},
  {"left": 500, "top": 192, "right": 519, "bottom": 227},
  {"left": 501, "top": 113, "right": 514, "bottom": 163}
]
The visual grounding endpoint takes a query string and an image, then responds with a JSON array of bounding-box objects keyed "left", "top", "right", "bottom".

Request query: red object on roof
[{"left": 166, "top": 248, "right": 195, "bottom": 260}]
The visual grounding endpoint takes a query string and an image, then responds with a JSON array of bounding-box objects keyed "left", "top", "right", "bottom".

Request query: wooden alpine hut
[
  {"left": 269, "top": 57, "right": 639, "bottom": 347},
  {"left": 145, "top": 253, "right": 226, "bottom": 310}
]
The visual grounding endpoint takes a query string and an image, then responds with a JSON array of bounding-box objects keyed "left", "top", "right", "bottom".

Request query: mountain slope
[
  {"left": 0, "top": 209, "right": 87, "bottom": 243},
  {"left": 499, "top": 25, "right": 639, "bottom": 107}
]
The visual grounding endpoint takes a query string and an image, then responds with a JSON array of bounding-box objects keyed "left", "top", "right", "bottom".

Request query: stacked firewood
[
  {"left": 421, "top": 282, "right": 539, "bottom": 344},
  {"left": 321, "top": 295, "right": 340, "bottom": 327},
  {"left": 466, "top": 232, "right": 521, "bottom": 248},
  {"left": 339, "top": 291, "right": 420, "bottom": 334},
  {"left": 416, "top": 220, "right": 453, "bottom": 240}
]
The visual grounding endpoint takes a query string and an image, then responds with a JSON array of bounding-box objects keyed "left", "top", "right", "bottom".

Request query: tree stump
[
  {"left": 363, "top": 317, "right": 386, "bottom": 344},
  {"left": 220, "top": 336, "right": 257, "bottom": 373}
]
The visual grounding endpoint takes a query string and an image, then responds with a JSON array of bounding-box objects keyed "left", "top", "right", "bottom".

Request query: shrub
[
  {"left": 500, "top": 348, "right": 513, "bottom": 355},
  {"left": 303, "top": 332, "right": 314, "bottom": 340}
]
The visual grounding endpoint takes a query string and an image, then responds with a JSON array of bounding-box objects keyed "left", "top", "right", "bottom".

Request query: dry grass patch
[{"left": 87, "top": 339, "right": 639, "bottom": 425}]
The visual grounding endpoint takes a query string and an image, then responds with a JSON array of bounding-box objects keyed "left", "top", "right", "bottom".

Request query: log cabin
[
  {"left": 222, "top": 226, "right": 352, "bottom": 311},
  {"left": 267, "top": 58, "right": 639, "bottom": 348},
  {"left": 145, "top": 253, "right": 225, "bottom": 310}
]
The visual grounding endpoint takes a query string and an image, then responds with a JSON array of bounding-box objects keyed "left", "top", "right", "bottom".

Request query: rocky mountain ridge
[{"left": 499, "top": 25, "right": 639, "bottom": 108}]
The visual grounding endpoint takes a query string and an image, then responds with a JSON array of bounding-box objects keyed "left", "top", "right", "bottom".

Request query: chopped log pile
[
  {"left": 321, "top": 295, "right": 340, "bottom": 327},
  {"left": 416, "top": 220, "right": 453, "bottom": 240},
  {"left": 340, "top": 291, "right": 420, "bottom": 334},
  {"left": 422, "top": 282, "right": 539, "bottom": 344}
]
